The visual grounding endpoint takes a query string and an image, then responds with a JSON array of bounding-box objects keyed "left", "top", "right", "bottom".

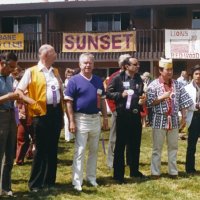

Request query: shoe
[
  {"left": 169, "top": 174, "right": 178, "bottom": 179},
  {"left": 74, "top": 185, "right": 82, "bottom": 192},
  {"left": 30, "top": 188, "right": 40, "bottom": 192},
  {"left": 14, "top": 162, "right": 24, "bottom": 166},
  {"left": 186, "top": 169, "right": 197, "bottom": 174},
  {"left": 87, "top": 180, "right": 98, "bottom": 187},
  {"left": 151, "top": 175, "right": 160, "bottom": 180},
  {"left": 113, "top": 177, "right": 126, "bottom": 184},
  {"left": 1, "top": 190, "right": 15, "bottom": 197},
  {"left": 131, "top": 171, "right": 149, "bottom": 180}
]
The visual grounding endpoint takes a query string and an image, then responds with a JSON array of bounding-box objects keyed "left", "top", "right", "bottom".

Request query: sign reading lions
[
  {"left": 0, "top": 33, "right": 24, "bottom": 50},
  {"left": 165, "top": 29, "right": 200, "bottom": 59},
  {"left": 62, "top": 31, "right": 136, "bottom": 52}
]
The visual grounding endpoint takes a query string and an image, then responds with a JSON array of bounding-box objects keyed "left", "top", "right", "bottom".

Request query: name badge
[
  {"left": 97, "top": 89, "right": 102, "bottom": 95},
  {"left": 123, "top": 81, "right": 130, "bottom": 89}
]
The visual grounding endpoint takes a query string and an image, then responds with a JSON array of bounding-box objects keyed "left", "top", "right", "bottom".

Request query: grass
[{"left": 11, "top": 125, "right": 200, "bottom": 200}]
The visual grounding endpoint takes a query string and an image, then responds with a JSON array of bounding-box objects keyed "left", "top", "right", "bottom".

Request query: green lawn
[{"left": 11, "top": 127, "right": 200, "bottom": 200}]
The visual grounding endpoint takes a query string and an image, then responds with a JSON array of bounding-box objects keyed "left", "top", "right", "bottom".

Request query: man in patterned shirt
[{"left": 147, "top": 58, "right": 193, "bottom": 179}]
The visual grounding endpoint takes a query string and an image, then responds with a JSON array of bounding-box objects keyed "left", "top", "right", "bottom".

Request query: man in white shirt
[
  {"left": 16, "top": 44, "right": 63, "bottom": 192},
  {"left": 185, "top": 64, "right": 200, "bottom": 174},
  {"left": 177, "top": 70, "right": 189, "bottom": 86}
]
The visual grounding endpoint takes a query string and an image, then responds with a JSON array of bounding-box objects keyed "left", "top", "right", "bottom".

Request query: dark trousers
[
  {"left": 185, "top": 112, "right": 200, "bottom": 172},
  {"left": 28, "top": 104, "right": 62, "bottom": 189},
  {"left": 15, "top": 119, "right": 34, "bottom": 164},
  {"left": 0, "top": 111, "right": 16, "bottom": 191},
  {"left": 113, "top": 111, "right": 142, "bottom": 181}
]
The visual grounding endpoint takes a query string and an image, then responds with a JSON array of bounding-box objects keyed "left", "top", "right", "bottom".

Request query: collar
[
  {"left": 37, "top": 61, "right": 54, "bottom": 72},
  {"left": 159, "top": 76, "right": 172, "bottom": 86},
  {"left": 192, "top": 80, "right": 200, "bottom": 91},
  {"left": 80, "top": 72, "right": 93, "bottom": 81},
  {"left": 125, "top": 71, "right": 135, "bottom": 79}
]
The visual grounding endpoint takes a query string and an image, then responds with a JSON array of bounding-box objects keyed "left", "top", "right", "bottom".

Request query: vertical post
[
  {"left": 44, "top": 12, "right": 49, "bottom": 44},
  {"left": 150, "top": 8, "right": 154, "bottom": 58}
]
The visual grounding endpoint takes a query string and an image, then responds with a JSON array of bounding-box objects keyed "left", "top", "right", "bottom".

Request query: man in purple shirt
[{"left": 64, "top": 53, "right": 108, "bottom": 192}]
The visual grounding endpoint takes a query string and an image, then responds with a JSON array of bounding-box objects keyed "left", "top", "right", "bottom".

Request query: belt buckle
[{"left": 132, "top": 109, "right": 138, "bottom": 114}]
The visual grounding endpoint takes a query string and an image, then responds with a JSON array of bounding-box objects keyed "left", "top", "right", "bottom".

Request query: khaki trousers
[{"left": 151, "top": 128, "right": 179, "bottom": 175}]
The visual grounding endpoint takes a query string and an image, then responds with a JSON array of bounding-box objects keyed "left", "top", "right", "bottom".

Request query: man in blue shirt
[
  {"left": 0, "top": 52, "right": 19, "bottom": 197},
  {"left": 64, "top": 53, "right": 108, "bottom": 192}
]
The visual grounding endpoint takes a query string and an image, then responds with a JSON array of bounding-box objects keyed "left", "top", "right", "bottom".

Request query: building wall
[{"left": 1, "top": 4, "right": 200, "bottom": 78}]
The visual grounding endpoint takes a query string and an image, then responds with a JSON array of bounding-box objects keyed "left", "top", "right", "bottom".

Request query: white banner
[{"left": 165, "top": 29, "right": 200, "bottom": 59}]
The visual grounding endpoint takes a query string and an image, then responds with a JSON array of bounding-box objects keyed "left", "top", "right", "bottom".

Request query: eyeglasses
[{"left": 130, "top": 63, "right": 139, "bottom": 66}]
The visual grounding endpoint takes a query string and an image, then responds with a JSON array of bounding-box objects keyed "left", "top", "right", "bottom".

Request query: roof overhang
[{"left": 0, "top": 0, "right": 200, "bottom": 12}]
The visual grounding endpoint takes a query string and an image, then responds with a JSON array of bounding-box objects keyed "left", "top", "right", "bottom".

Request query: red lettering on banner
[
  {"left": 112, "top": 34, "right": 121, "bottom": 49},
  {"left": 65, "top": 35, "right": 74, "bottom": 49},
  {"left": 99, "top": 35, "right": 110, "bottom": 50},
  {"left": 77, "top": 35, "right": 86, "bottom": 50},
  {"left": 63, "top": 31, "right": 135, "bottom": 52},
  {"left": 123, "top": 34, "right": 132, "bottom": 48},
  {"left": 88, "top": 35, "right": 98, "bottom": 50}
]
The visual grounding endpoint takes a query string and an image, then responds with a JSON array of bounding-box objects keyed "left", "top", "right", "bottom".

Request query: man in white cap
[{"left": 147, "top": 58, "right": 193, "bottom": 179}]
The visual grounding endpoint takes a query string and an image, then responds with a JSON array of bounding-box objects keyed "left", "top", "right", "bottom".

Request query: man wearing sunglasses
[{"left": 107, "top": 56, "right": 147, "bottom": 183}]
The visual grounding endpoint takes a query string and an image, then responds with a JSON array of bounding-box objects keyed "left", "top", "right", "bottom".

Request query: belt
[
  {"left": 0, "top": 108, "right": 14, "bottom": 113},
  {"left": 76, "top": 112, "right": 100, "bottom": 118},
  {"left": 117, "top": 108, "right": 139, "bottom": 114},
  {"left": 47, "top": 103, "right": 60, "bottom": 108},
  {"left": 129, "top": 109, "right": 139, "bottom": 114}
]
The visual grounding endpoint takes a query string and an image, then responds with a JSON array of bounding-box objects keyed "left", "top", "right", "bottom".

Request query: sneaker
[
  {"left": 74, "top": 185, "right": 82, "bottom": 192},
  {"left": 1, "top": 190, "right": 15, "bottom": 197},
  {"left": 88, "top": 180, "right": 98, "bottom": 187}
]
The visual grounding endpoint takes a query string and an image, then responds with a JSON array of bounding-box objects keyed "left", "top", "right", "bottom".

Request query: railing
[{"left": 1, "top": 29, "right": 165, "bottom": 62}]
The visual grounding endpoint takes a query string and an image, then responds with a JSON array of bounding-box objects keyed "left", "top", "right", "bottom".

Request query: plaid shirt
[{"left": 147, "top": 78, "right": 193, "bottom": 129}]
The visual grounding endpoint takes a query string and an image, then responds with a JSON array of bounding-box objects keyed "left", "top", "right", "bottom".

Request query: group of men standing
[
  {"left": 106, "top": 55, "right": 199, "bottom": 183},
  {"left": 0, "top": 44, "right": 200, "bottom": 196}
]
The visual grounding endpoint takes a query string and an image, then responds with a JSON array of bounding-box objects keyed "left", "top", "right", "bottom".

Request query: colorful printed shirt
[{"left": 147, "top": 77, "right": 193, "bottom": 129}]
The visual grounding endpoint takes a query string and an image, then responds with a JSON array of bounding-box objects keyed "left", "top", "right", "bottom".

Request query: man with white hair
[
  {"left": 106, "top": 54, "right": 131, "bottom": 169},
  {"left": 147, "top": 58, "right": 193, "bottom": 179},
  {"left": 16, "top": 44, "right": 63, "bottom": 191},
  {"left": 177, "top": 70, "right": 189, "bottom": 86},
  {"left": 64, "top": 53, "right": 108, "bottom": 192}
]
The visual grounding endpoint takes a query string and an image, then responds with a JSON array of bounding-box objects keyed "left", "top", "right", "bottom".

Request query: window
[
  {"left": 192, "top": 11, "right": 200, "bottom": 29},
  {"left": 2, "top": 16, "right": 41, "bottom": 33},
  {"left": 2, "top": 16, "right": 42, "bottom": 52},
  {"left": 86, "top": 13, "right": 130, "bottom": 32},
  {"left": 165, "top": 7, "right": 187, "bottom": 18}
]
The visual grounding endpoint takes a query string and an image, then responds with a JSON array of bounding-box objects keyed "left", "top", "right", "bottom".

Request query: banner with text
[
  {"left": 0, "top": 33, "right": 24, "bottom": 50},
  {"left": 62, "top": 31, "right": 136, "bottom": 52},
  {"left": 165, "top": 29, "right": 200, "bottom": 59}
]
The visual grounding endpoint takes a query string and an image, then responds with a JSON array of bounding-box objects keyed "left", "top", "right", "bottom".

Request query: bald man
[{"left": 16, "top": 44, "right": 63, "bottom": 192}]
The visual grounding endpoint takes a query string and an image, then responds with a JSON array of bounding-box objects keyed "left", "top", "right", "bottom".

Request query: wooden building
[{"left": 1, "top": 0, "right": 200, "bottom": 79}]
